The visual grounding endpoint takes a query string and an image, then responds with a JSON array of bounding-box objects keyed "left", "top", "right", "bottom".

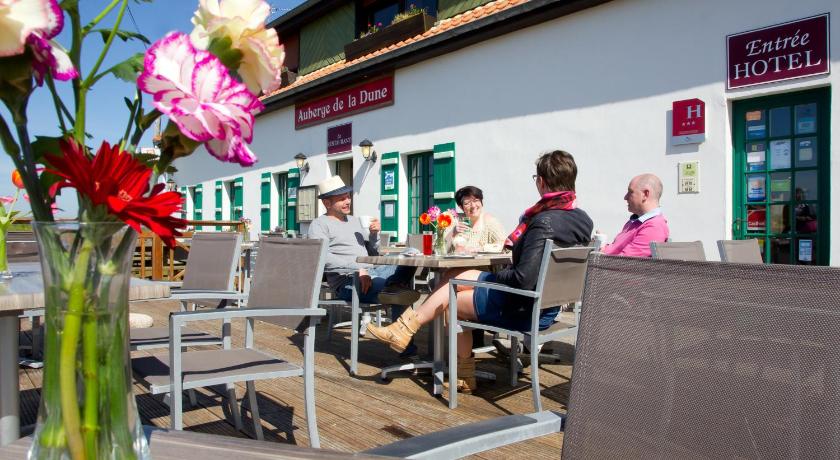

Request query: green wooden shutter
[
  {"left": 287, "top": 168, "right": 300, "bottom": 233},
  {"left": 298, "top": 3, "right": 354, "bottom": 75},
  {"left": 380, "top": 152, "right": 399, "bottom": 239},
  {"left": 193, "top": 185, "right": 203, "bottom": 230},
  {"left": 433, "top": 142, "right": 456, "bottom": 211},
  {"left": 232, "top": 177, "right": 244, "bottom": 221},
  {"left": 260, "top": 172, "right": 271, "bottom": 232},
  {"left": 214, "top": 180, "right": 223, "bottom": 230}
]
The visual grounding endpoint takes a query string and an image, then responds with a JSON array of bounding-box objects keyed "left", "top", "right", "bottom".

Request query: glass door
[
  {"left": 407, "top": 152, "right": 434, "bottom": 234},
  {"left": 732, "top": 87, "right": 830, "bottom": 265}
]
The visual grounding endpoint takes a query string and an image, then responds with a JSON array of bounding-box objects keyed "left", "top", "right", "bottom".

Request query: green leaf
[
  {"left": 93, "top": 28, "right": 151, "bottom": 45},
  {"left": 30, "top": 136, "right": 63, "bottom": 163},
  {"left": 124, "top": 97, "right": 134, "bottom": 111},
  {"left": 107, "top": 53, "right": 145, "bottom": 82}
]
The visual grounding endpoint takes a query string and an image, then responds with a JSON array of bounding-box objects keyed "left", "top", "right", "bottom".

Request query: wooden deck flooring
[{"left": 18, "top": 299, "right": 575, "bottom": 458}]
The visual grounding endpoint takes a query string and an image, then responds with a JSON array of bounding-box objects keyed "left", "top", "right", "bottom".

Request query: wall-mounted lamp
[
  {"left": 294, "top": 152, "right": 310, "bottom": 174},
  {"left": 165, "top": 175, "right": 177, "bottom": 192},
  {"left": 359, "top": 139, "right": 377, "bottom": 163}
]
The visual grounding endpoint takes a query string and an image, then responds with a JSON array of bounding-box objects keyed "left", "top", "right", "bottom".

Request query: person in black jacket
[{"left": 367, "top": 150, "right": 592, "bottom": 392}]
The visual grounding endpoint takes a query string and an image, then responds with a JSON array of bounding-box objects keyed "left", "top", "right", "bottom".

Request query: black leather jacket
[{"left": 495, "top": 208, "right": 593, "bottom": 291}]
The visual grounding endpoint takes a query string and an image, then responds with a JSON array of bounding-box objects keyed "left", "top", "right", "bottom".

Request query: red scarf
[{"left": 504, "top": 191, "right": 577, "bottom": 249}]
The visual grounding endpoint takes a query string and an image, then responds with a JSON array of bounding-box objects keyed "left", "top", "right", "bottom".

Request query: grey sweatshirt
[{"left": 308, "top": 214, "right": 379, "bottom": 290}]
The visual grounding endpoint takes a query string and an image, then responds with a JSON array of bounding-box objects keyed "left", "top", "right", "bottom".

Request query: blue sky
[{"left": 0, "top": 0, "right": 301, "bottom": 216}]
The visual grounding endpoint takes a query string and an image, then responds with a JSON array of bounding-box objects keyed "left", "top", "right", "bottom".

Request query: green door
[
  {"left": 407, "top": 152, "right": 434, "bottom": 234},
  {"left": 276, "top": 173, "right": 288, "bottom": 231},
  {"left": 732, "top": 87, "right": 830, "bottom": 265}
]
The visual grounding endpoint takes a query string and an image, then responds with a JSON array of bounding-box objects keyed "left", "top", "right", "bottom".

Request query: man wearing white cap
[{"left": 308, "top": 176, "right": 420, "bottom": 356}]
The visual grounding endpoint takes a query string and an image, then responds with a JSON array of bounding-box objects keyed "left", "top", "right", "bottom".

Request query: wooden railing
[{"left": 134, "top": 220, "right": 246, "bottom": 281}]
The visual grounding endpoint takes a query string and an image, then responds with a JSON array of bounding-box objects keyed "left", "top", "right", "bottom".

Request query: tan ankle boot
[
  {"left": 444, "top": 356, "right": 478, "bottom": 394},
  {"left": 367, "top": 308, "right": 420, "bottom": 353}
]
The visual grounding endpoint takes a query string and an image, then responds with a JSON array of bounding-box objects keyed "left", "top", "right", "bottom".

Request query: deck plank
[{"left": 15, "top": 298, "right": 571, "bottom": 457}]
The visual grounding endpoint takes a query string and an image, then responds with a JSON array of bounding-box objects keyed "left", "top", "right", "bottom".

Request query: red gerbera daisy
[{"left": 46, "top": 139, "right": 186, "bottom": 247}]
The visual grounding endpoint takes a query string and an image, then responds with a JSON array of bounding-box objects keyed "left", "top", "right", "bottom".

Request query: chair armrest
[
  {"left": 157, "top": 281, "right": 184, "bottom": 288},
  {"left": 170, "top": 290, "right": 248, "bottom": 301},
  {"left": 363, "top": 410, "right": 565, "bottom": 459},
  {"left": 169, "top": 307, "right": 326, "bottom": 325},
  {"left": 449, "top": 278, "right": 539, "bottom": 298},
  {"left": 324, "top": 268, "right": 358, "bottom": 276}
]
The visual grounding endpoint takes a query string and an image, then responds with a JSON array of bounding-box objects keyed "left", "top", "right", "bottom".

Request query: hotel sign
[
  {"left": 672, "top": 98, "right": 705, "bottom": 145},
  {"left": 727, "top": 14, "right": 829, "bottom": 89},
  {"left": 295, "top": 76, "right": 394, "bottom": 129}
]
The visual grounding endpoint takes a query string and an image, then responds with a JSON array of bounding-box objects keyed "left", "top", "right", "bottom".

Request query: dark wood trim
[
  {"left": 260, "top": 0, "right": 613, "bottom": 115},
  {"left": 344, "top": 13, "right": 436, "bottom": 62}
]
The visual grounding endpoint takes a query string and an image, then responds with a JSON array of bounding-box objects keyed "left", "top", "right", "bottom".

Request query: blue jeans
[{"left": 334, "top": 265, "right": 416, "bottom": 321}]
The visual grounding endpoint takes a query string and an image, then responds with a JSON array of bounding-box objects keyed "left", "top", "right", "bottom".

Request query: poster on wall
[
  {"left": 799, "top": 239, "right": 813, "bottom": 262},
  {"left": 747, "top": 207, "right": 766, "bottom": 231},
  {"left": 770, "top": 139, "right": 791, "bottom": 169},
  {"left": 384, "top": 170, "right": 395, "bottom": 191},
  {"left": 746, "top": 111, "right": 766, "bottom": 139},
  {"left": 384, "top": 202, "right": 395, "bottom": 218},
  {"left": 747, "top": 175, "right": 766, "bottom": 202},
  {"left": 746, "top": 142, "right": 766, "bottom": 171},
  {"left": 288, "top": 187, "right": 297, "bottom": 200}
]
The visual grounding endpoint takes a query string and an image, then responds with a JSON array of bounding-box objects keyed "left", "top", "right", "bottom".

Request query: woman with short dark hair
[
  {"left": 450, "top": 185, "right": 506, "bottom": 253},
  {"left": 367, "top": 150, "right": 593, "bottom": 393}
]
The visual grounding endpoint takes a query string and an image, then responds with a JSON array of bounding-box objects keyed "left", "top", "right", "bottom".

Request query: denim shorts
[{"left": 472, "top": 272, "right": 560, "bottom": 332}]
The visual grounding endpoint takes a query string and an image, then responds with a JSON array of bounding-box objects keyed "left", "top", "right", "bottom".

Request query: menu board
[{"left": 296, "top": 185, "right": 318, "bottom": 223}]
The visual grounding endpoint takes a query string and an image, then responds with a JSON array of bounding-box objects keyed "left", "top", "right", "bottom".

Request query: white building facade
[{"left": 176, "top": 0, "right": 839, "bottom": 265}]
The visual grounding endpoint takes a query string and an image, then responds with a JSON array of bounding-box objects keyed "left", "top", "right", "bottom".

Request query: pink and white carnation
[
  {"left": 138, "top": 32, "right": 264, "bottom": 167},
  {"left": 427, "top": 206, "right": 441, "bottom": 220},
  {"left": 189, "top": 0, "right": 285, "bottom": 96},
  {"left": 0, "top": 0, "right": 77, "bottom": 84}
]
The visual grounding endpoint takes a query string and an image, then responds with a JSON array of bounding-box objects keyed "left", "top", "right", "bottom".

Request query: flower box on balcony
[{"left": 344, "top": 13, "right": 435, "bottom": 62}]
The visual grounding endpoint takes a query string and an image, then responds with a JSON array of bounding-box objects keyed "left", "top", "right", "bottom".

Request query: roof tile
[{"left": 263, "top": 0, "right": 524, "bottom": 99}]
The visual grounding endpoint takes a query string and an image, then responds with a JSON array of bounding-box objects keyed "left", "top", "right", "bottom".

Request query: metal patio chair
[
  {"left": 448, "top": 242, "right": 592, "bottom": 411},
  {"left": 649, "top": 240, "right": 706, "bottom": 261},
  {"left": 132, "top": 237, "right": 327, "bottom": 446},
  {"left": 130, "top": 231, "right": 246, "bottom": 351},
  {"left": 717, "top": 238, "right": 763, "bottom": 263},
  {"left": 555, "top": 253, "right": 840, "bottom": 458}
]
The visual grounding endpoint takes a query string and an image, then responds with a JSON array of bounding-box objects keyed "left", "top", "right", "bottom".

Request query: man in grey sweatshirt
[{"left": 308, "top": 177, "right": 419, "bottom": 356}]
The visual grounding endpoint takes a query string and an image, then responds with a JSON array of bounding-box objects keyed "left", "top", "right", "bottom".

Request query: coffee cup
[{"left": 359, "top": 215, "right": 373, "bottom": 228}]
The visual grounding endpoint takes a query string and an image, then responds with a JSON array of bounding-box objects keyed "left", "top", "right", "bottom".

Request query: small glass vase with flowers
[
  {"left": 0, "top": 0, "right": 285, "bottom": 458},
  {"left": 418, "top": 206, "right": 456, "bottom": 256}
]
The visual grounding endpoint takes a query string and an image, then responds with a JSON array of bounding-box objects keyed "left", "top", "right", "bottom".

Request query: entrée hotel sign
[
  {"left": 727, "top": 14, "right": 829, "bottom": 89},
  {"left": 295, "top": 76, "right": 394, "bottom": 129}
]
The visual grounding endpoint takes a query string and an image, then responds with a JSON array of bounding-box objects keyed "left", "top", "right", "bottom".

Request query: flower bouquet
[
  {"left": 419, "top": 206, "right": 456, "bottom": 255},
  {"left": 0, "top": 173, "right": 33, "bottom": 278},
  {"left": 0, "top": 0, "right": 285, "bottom": 458}
]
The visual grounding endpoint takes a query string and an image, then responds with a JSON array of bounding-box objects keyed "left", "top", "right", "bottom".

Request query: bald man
[{"left": 600, "top": 173, "right": 670, "bottom": 257}]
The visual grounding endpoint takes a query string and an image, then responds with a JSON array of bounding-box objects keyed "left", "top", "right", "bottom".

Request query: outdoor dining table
[
  {"left": 356, "top": 253, "right": 511, "bottom": 396},
  {"left": 0, "top": 262, "right": 171, "bottom": 446}
]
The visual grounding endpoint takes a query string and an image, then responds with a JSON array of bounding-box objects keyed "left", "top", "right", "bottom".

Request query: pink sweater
[{"left": 602, "top": 212, "right": 669, "bottom": 258}]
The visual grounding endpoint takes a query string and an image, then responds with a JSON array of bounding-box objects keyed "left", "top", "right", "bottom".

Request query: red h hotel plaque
[
  {"left": 727, "top": 14, "right": 830, "bottom": 90},
  {"left": 672, "top": 99, "right": 706, "bottom": 145}
]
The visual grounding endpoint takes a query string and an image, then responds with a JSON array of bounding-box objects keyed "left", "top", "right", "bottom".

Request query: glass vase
[
  {"left": 29, "top": 222, "right": 149, "bottom": 460},
  {"left": 0, "top": 227, "right": 11, "bottom": 279},
  {"left": 433, "top": 229, "right": 448, "bottom": 256}
]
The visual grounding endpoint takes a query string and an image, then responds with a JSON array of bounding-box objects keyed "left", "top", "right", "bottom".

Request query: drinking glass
[{"left": 422, "top": 231, "right": 433, "bottom": 256}]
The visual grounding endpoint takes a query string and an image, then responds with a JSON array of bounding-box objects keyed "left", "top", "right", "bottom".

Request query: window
[
  {"left": 334, "top": 159, "right": 353, "bottom": 214},
  {"left": 407, "top": 152, "right": 434, "bottom": 234},
  {"left": 358, "top": 0, "right": 438, "bottom": 36},
  {"left": 296, "top": 185, "right": 319, "bottom": 223},
  {"left": 227, "top": 178, "right": 243, "bottom": 221}
]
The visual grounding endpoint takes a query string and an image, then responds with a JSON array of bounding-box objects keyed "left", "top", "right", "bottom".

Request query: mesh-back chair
[
  {"left": 448, "top": 242, "right": 592, "bottom": 411},
  {"left": 132, "top": 237, "right": 327, "bottom": 446},
  {"left": 717, "top": 239, "right": 763, "bottom": 263},
  {"left": 406, "top": 233, "right": 424, "bottom": 251},
  {"left": 11, "top": 231, "right": 44, "bottom": 360},
  {"left": 650, "top": 240, "right": 706, "bottom": 261},
  {"left": 130, "top": 232, "right": 246, "bottom": 351},
  {"left": 560, "top": 253, "right": 840, "bottom": 458}
]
